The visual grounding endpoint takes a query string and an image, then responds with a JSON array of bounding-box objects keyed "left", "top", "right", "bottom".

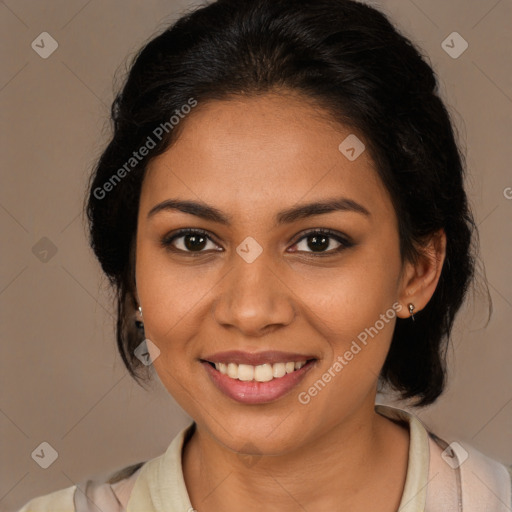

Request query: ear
[{"left": 396, "top": 228, "right": 447, "bottom": 319}]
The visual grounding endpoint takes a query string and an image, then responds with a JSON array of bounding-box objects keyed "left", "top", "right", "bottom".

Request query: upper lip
[{"left": 201, "top": 350, "right": 317, "bottom": 366}]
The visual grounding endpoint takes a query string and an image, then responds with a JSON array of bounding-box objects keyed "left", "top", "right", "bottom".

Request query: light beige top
[{"left": 18, "top": 404, "right": 512, "bottom": 511}]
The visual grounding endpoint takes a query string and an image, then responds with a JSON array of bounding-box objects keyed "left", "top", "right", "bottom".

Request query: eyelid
[
  {"left": 161, "top": 227, "right": 354, "bottom": 255},
  {"left": 161, "top": 228, "right": 221, "bottom": 253},
  {"left": 291, "top": 227, "right": 353, "bottom": 246}
]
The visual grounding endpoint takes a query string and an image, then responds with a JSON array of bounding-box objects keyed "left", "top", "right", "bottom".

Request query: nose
[{"left": 212, "top": 250, "right": 296, "bottom": 337}]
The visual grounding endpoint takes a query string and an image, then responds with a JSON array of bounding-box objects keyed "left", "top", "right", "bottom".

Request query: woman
[{"left": 19, "top": 0, "right": 511, "bottom": 510}]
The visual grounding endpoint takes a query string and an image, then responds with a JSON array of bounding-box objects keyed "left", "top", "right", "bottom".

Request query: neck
[{"left": 182, "top": 399, "right": 408, "bottom": 512}]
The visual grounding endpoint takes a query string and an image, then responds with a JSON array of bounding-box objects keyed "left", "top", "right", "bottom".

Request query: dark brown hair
[{"left": 87, "top": 0, "right": 483, "bottom": 406}]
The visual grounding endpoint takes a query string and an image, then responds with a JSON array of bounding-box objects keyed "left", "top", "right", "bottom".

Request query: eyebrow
[{"left": 147, "top": 197, "right": 370, "bottom": 226}]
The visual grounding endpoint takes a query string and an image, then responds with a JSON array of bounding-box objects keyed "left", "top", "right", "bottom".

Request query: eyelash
[{"left": 160, "top": 228, "right": 354, "bottom": 257}]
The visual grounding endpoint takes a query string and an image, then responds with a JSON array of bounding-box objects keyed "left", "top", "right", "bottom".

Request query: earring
[
  {"left": 136, "top": 306, "right": 144, "bottom": 331},
  {"left": 408, "top": 303, "right": 415, "bottom": 321}
]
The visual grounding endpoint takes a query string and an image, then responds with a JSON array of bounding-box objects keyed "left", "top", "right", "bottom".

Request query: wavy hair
[{"left": 86, "top": 0, "right": 484, "bottom": 406}]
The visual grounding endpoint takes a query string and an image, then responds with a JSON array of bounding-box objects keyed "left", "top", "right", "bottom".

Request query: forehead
[{"left": 141, "top": 92, "right": 390, "bottom": 220}]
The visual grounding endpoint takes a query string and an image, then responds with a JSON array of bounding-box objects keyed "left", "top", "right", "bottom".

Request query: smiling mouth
[{"left": 204, "top": 359, "right": 316, "bottom": 383}]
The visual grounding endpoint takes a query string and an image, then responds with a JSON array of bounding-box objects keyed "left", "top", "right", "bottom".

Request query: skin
[{"left": 135, "top": 91, "right": 446, "bottom": 512}]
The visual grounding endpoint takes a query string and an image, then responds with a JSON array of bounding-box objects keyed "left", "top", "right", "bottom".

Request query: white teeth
[
  {"left": 272, "top": 362, "right": 286, "bottom": 378},
  {"left": 254, "top": 363, "right": 273, "bottom": 382},
  {"left": 238, "top": 364, "right": 254, "bottom": 381},
  {"left": 213, "top": 360, "right": 308, "bottom": 382},
  {"left": 227, "top": 363, "right": 238, "bottom": 379},
  {"left": 285, "top": 362, "right": 295, "bottom": 373}
]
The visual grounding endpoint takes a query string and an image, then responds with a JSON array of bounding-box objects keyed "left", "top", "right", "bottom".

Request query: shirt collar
[
  {"left": 375, "top": 404, "right": 430, "bottom": 512},
  {"left": 128, "top": 404, "right": 430, "bottom": 512}
]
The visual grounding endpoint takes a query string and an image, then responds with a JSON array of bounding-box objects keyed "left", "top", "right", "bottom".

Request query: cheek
[
  {"left": 292, "top": 248, "right": 401, "bottom": 385},
  {"left": 296, "top": 274, "right": 399, "bottom": 415},
  {"left": 296, "top": 251, "right": 400, "bottom": 335},
  {"left": 135, "top": 241, "right": 209, "bottom": 340},
  {"left": 136, "top": 249, "right": 207, "bottom": 408}
]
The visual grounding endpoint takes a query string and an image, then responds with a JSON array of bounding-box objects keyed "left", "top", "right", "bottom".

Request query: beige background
[{"left": 1, "top": 0, "right": 511, "bottom": 510}]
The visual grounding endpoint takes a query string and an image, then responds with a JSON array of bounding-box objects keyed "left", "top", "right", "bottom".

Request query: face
[{"left": 135, "top": 92, "right": 409, "bottom": 455}]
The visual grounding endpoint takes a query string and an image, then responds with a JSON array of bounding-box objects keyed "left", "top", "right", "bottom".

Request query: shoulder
[
  {"left": 426, "top": 430, "right": 512, "bottom": 511},
  {"left": 376, "top": 403, "right": 511, "bottom": 511},
  {"left": 17, "top": 484, "right": 76, "bottom": 512},
  {"left": 17, "top": 462, "right": 145, "bottom": 512},
  {"left": 16, "top": 423, "right": 195, "bottom": 512}
]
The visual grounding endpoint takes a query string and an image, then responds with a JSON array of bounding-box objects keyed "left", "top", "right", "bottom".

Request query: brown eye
[
  {"left": 291, "top": 230, "right": 354, "bottom": 255},
  {"left": 161, "top": 229, "right": 221, "bottom": 254}
]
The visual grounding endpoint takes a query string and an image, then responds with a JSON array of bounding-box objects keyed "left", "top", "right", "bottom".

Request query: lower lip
[{"left": 202, "top": 360, "right": 315, "bottom": 404}]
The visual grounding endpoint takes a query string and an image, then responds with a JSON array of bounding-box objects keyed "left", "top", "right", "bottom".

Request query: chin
[{"left": 202, "top": 410, "right": 315, "bottom": 456}]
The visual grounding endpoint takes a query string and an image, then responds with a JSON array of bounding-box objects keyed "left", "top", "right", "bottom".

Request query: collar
[
  {"left": 376, "top": 404, "right": 430, "bottom": 512},
  {"left": 127, "top": 404, "right": 430, "bottom": 512}
]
